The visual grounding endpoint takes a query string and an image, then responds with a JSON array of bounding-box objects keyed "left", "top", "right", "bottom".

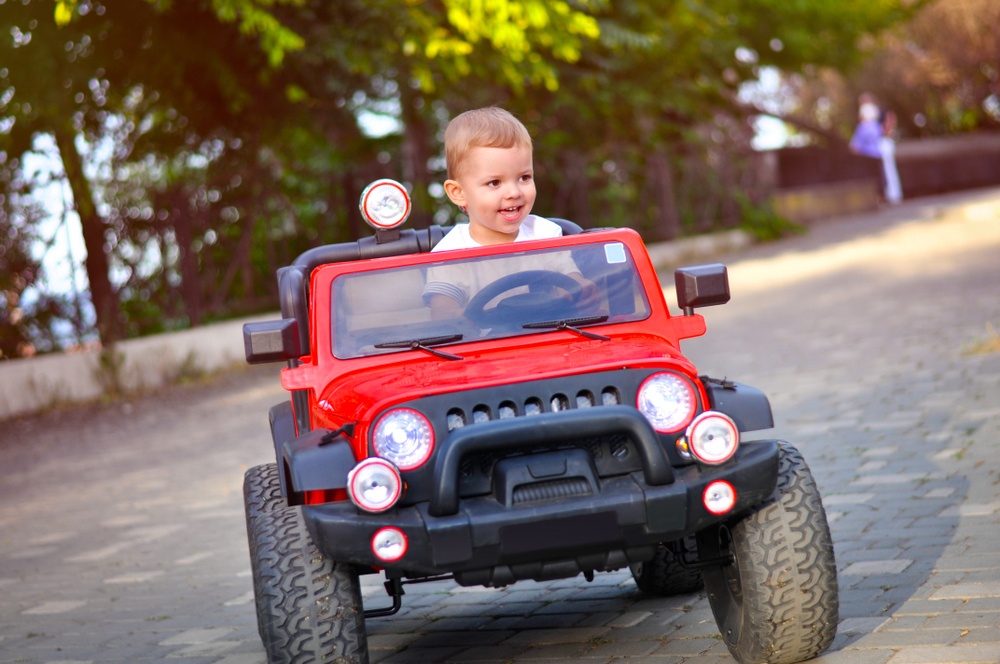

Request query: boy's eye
[
  {"left": 519, "top": 174, "right": 533, "bottom": 183},
  {"left": 486, "top": 179, "right": 500, "bottom": 187}
]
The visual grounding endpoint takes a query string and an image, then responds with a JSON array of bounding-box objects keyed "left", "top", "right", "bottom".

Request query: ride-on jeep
[{"left": 241, "top": 179, "right": 839, "bottom": 664}]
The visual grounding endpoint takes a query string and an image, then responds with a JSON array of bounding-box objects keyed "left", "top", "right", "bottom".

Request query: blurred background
[{"left": 1, "top": 0, "right": 998, "bottom": 360}]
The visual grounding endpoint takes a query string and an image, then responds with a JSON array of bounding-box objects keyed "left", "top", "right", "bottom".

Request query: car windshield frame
[{"left": 329, "top": 239, "right": 652, "bottom": 360}]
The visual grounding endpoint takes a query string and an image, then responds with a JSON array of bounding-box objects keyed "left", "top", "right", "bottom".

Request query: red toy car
[{"left": 242, "top": 180, "right": 838, "bottom": 664}]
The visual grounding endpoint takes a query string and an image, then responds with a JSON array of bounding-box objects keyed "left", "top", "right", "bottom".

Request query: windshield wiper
[
  {"left": 375, "top": 334, "right": 464, "bottom": 360},
  {"left": 522, "top": 315, "right": 610, "bottom": 341}
]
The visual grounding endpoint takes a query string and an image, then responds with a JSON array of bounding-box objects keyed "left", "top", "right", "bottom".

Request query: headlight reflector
[
  {"left": 372, "top": 408, "right": 434, "bottom": 470},
  {"left": 637, "top": 373, "right": 696, "bottom": 433},
  {"left": 347, "top": 458, "right": 402, "bottom": 513},
  {"left": 686, "top": 411, "right": 739, "bottom": 465}
]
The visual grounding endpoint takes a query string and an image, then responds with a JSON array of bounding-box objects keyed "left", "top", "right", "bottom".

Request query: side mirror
[
  {"left": 674, "top": 264, "right": 731, "bottom": 315},
  {"left": 243, "top": 318, "right": 301, "bottom": 364}
]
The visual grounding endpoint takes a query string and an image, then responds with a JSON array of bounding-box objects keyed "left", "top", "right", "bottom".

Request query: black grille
[{"left": 512, "top": 477, "right": 594, "bottom": 504}]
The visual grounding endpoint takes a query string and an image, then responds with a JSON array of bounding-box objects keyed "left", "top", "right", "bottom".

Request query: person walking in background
[
  {"left": 850, "top": 93, "right": 902, "bottom": 205},
  {"left": 879, "top": 107, "right": 903, "bottom": 204}
]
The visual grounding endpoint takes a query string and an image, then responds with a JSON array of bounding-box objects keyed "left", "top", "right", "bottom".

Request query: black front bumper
[{"left": 303, "top": 407, "right": 779, "bottom": 584}]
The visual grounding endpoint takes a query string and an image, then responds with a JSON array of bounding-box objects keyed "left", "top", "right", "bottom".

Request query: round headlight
[
  {"left": 372, "top": 408, "right": 434, "bottom": 470},
  {"left": 686, "top": 411, "right": 739, "bottom": 465},
  {"left": 347, "top": 458, "right": 402, "bottom": 513},
  {"left": 636, "top": 373, "right": 696, "bottom": 433}
]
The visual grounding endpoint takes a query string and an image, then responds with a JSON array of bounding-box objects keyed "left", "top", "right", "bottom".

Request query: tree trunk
[
  {"left": 52, "top": 125, "right": 123, "bottom": 345},
  {"left": 172, "top": 203, "right": 203, "bottom": 327},
  {"left": 400, "top": 85, "right": 433, "bottom": 229},
  {"left": 647, "top": 151, "right": 682, "bottom": 241}
]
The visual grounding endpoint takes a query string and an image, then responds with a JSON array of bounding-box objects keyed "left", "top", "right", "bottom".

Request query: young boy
[
  {"left": 431, "top": 106, "right": 563, "bottom": 250},
  {"left": 424, "top": 107, "right": 595, "bottom": 318}
]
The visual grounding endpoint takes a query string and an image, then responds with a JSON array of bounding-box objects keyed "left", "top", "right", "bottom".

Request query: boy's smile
[{"left": 444, "top": 144, "right": 536, "bottom": 245}]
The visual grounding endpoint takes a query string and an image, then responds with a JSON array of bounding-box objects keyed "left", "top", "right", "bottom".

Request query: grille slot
[{"left": 512, "top": 477, "right": 594, "bottom": 504}]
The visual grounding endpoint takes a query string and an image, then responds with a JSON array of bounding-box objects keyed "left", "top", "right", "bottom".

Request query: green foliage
[
  {"left": 1, "top": 0, "right": 924, "bottom": 357},
  {"left": 735, "top": 193, "right": 803, "bottom": 242}
]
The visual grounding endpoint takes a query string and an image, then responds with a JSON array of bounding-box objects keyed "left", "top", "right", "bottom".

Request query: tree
[{"left": 0, "top": 0, "right": 308, "bottom": 344}]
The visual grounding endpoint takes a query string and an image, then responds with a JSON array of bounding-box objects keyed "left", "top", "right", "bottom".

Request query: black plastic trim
[
  {"left": 702, "top": 378, "right": 774, "bottom": 432},
  {"left": 429, "top": 406, "right": 674, "bottom": 516},
  {"left": 302, "top": 440, "right": 780, "bottom": 579},
  {"left": 281, "top": 428, "right": 357, "bottom": 493}
]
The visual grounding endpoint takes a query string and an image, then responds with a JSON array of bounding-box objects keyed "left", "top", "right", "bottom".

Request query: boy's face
[{"left": 444, "top": 144, "right": 536, "bottom": 245}]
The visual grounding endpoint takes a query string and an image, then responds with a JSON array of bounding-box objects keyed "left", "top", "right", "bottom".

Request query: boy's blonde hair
[{"left": 445, "top": 107, "right": 533, "bottom": 179}]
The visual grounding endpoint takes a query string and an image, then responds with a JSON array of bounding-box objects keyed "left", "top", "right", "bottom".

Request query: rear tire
[
  {"left": 630, "top": 536, "right": 703, "bottom": 596},
  {"left": 697, "top": 441, "right": 838, "bottom": 664},
  {"left": 250, "top": 505, "right": 368, "bottom": 664},
  {"left": 244, "top": 463, "right": 286, "bottom": 642},
  {"left": 244, "top": 463, "right": 284, "bottom": 534}
]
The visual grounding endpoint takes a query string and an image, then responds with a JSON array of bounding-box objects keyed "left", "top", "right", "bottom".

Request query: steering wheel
[{"left": 464, "top": 270, "right": 582, "bottom": 328}]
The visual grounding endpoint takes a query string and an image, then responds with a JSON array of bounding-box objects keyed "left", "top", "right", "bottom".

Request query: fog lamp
[
  {"left": 703, "top": 480, "right": 737, "bottom": 515},
  {"left": 372, "top": 527, "right": 408, "bottom": 563}
]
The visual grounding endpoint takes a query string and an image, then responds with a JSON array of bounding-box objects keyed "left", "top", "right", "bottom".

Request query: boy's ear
[{"left": 443, "top": 179, "right": 466, "bottom": 207}]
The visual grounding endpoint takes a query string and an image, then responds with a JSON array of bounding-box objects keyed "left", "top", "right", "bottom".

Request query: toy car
[{"left": 241, "top": 179, "right": 839, "bottom": 664}]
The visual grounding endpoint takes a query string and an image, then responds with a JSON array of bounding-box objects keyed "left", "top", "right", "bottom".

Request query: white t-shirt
[
  {"left": 423, "top": 215, "right": 574, "bottom": 308},
  {"left": 431, "top": 215, "right": 564, "bottom": 252}
]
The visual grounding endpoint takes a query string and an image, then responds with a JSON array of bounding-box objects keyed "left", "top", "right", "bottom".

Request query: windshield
[{"left": 331, "top": 241, "right": 651, "bottom": 359}]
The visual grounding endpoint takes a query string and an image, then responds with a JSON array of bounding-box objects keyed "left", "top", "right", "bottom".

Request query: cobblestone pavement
[{"left": 2, "top": 187, "right": 999, "bottom": 664}]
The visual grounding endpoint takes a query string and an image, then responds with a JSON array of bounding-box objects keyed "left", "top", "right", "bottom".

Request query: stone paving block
[
  {"left": 417, "top": 616, "right": 495, "bottom": 633},
  {"left": 842, "top": 559, "right": 915, "bottom": 576},
  {"left": 500, "top": 626, "right": 611, "bottom": 647},
  {"left": 939, "top": 502, "right": 1000, "bottom": 517},
  {"left": 586, "top": 638, "right": 661, "bottom": 659},
  {"left": 812, "top": 647, "right": 895, "bottom": 664},
  {"left": 607, "top": 610, "right": 654, "bottom": 628},
  {"left": 960, "top": 627, "right": 1000, "bottom": 644},
  {"left": 923, "top": 613, "right": 1000, "bottom": 630},
  {"left": 514, "top": 641, "right": 598, "bottom": 660},
  {"left": 886, "top": 644, "right": 1000, "bottom": 663},
  {"left": 502, "top": 612, "right": 589, "bottom": 630},
  {"left": 407, "top": 629, "right": 512, "bottom": 648},
  {"left": 605, "top": 610, "right": 684, "bottom": 641},
  {"left": 433, "top": 643, "right": 526, "bottom": 662},
  {"left": 931, "top": 583, "right": 1000, "bottom": 601},
  {"left": 378, "top": 645, "right": 465, "bottom": 662},
  {"left": 214, "top": 656, "right": 266, "bottom": 664},
  {"left": 850, "top": 628, "right": 964, "bottom": 649},
  {"left": 840, "top": 617, "right": 893, "bottom": 634},
  {"left": 536, "top": 597, "right": 635, "bottom": 615},
  {"left": 651, "top": 635, "right": 718, "bottom": 657},
  {"left": 573, "top": 611, "right": 621, "bottom": 628}
]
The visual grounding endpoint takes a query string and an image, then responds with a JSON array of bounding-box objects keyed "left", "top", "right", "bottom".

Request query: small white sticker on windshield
[{"left": 605, "top": 242, "right": 627, "bottom": 264}]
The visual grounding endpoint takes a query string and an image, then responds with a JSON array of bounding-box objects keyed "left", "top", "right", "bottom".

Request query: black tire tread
[
  {"left": 631, "top": 536, "right": 704, "bottom": 596},
  {"left": 251, "top": 505, "right": 368, "bottom": 664},
  {"left": 244, "top": 463, "right": 284, "bottom": 532},
  {"left": 701, "top": 441, "right": 839, "bottom": 664}
]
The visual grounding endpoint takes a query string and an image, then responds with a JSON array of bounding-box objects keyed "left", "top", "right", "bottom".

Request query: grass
[{"left": 963, "top": 322, "right": 1000, "bottom": 355}]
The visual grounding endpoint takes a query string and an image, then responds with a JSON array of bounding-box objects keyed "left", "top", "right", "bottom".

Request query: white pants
[{"left": 879, "top": 137, "right": 902, "bottom": 204}]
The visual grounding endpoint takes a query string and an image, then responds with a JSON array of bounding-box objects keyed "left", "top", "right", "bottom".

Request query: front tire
[
  {"left": 696, "top": 441, "right": 838, "bottom": 664},
  {"left": 250, "top": 505, "right": 369, "bottom": 664}
]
